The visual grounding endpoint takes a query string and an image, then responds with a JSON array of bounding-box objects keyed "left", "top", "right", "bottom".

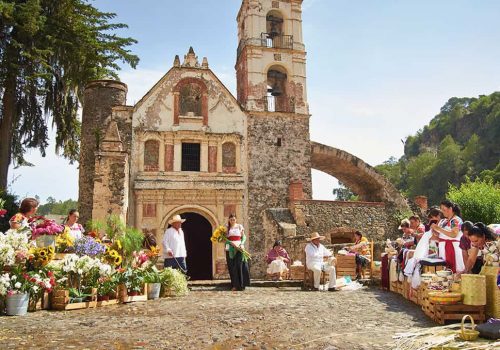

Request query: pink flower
[{"left": 0, "top": 209, "right": 7, "bottom": 217}]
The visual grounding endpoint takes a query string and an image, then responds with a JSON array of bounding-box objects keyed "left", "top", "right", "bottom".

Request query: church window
[
  {"left": 144, "top": 140, "right": 159, "bottom": 172},
  {"left": 222, "top": 142, "right": 237, "bottom": 173},
  {"left": 180, "top": 83, "right": 202, "bottom": 116},
  {"left": 181, "top": 143, "right": 201, "bottom": 171}
]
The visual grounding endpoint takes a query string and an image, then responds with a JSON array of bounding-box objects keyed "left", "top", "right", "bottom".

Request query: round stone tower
[{"left": 78, "top": 80, "right": 128, "bottom": 225}]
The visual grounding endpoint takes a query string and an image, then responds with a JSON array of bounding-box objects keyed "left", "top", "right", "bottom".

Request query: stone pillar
[
  {"left": 92, "top": 122, "right": 129, "bottom": 222},
  {"left": 79, "top": 80, "right": 127, "bottom": 225}
]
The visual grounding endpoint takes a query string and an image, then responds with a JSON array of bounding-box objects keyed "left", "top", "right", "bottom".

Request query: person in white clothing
[
  {"left": 305, "top": 232, "right": 338, "bottom": 291},
  {"left": 162, "top": 214, "right": 187, "bottom": 272}
]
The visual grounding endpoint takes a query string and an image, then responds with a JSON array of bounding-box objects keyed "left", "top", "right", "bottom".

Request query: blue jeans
[{"left": 164, "top": 257, "right": 187, "bottom": 273}]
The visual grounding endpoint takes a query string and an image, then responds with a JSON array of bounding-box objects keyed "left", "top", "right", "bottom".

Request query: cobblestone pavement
[{"left": 0, "top": 286, "right": 435, "bottom": 350}]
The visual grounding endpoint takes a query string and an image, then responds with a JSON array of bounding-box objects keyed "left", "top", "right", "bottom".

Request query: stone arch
[
  {"left": 173, "top": 78, "right": 208, "bottom": 125},
  {"left": 161, "top": 204, "right": 218, "bottom": 230},
  {"left": 311, "top": 141, "right": 408, "bottom": 209}
]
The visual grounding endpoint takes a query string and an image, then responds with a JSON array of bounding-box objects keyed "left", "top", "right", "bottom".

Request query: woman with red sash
[
  {"left": 225, "top": 213, "right": 250, "bottom": 291},
  {"left": 430, "top": 200, "right": 465, "bottom": 273}
]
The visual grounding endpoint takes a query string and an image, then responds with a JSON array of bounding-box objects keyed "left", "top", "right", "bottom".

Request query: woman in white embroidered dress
[
  {"left": 226, "top": 213, "right": 250, "bottom": 291},
  {"left": 430, "top": 200, "right": 465, "bottom": 273},
  {"left": 64, "top": 209, "right": 85, "bottom": 241}
]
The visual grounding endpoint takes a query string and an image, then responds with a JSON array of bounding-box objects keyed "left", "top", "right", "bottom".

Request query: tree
[
  {"left": 332, "top": 182, "right": 359, "bottom": 201},
  {"left": 0, "top": 0, "right": 139, "bottom": 190},
  {"left": 448, "top": 178, "right": 500, "bottom": 224}
]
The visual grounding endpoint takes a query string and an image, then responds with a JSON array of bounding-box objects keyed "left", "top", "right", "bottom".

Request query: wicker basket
[
  {"left": 458, "top": 315, "right": 479, "bottom": 341},
  {"left": 428, "top": 291, "right": 462, "bottom": 304},
  {"left": 461, "top": 274, "right": 486, "bottom": 306},
  {"left": 480, "top": 265, "right": 500, "bottom": 318}
]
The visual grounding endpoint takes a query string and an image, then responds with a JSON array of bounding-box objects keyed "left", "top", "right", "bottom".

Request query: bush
[
  {"left": 0, "top": 191, "right": 19, "bottom": 232},
  {"left": 447, "top": 178, "right": 500, "bottom": 224}
]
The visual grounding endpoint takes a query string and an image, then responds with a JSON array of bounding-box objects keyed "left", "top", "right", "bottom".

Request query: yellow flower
[
  {"left": 47, "top": 245, "right": 55, "bottom": 254},
  {"left": 39, "top": 249, "right": 47, "bottom": 257},
  {"left": 116, "top": 239, "right": 122, "bottom": 250},
  {"left": 108, "top": 249, "right": 119, "bottom": 258},
  {"left": 114, "top": 256, "right": 122, "bottom": 266}
]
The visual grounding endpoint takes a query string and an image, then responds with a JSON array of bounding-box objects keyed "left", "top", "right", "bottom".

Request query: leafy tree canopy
[{"left": 0, "top": 0, "right": 139, "bottom": 190}]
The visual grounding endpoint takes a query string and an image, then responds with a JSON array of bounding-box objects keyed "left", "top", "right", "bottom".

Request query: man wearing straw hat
[
  {"left": 305, "top": 232, "right": 338, "bottom": 291},
  {"left": 162, "top": 214, "right": 188, "bottom": 272}
]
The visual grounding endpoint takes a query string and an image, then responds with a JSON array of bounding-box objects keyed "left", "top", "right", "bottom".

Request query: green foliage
[
  {"left": 143, "top": 266, "right": 162, "bottom": 284},
  {"left": 448, "top": 178, "right": 500, "bottom": 224},
  {"left": 377, "top": 92, "right": 500, "bottom": 207},
  {"left": 159, "top": 268, "right": 189, "bottom": 297},
  {"left": 0, "top": 0, "right": 139, "bottom": 188},
  {"left": 37, "top": 198, "right": 78, "bottom": 216},
  {"left": 332, "top": 182, "right": 359, "bottom": 201},
  {"left": 0, "top": 190, "right": 19, "bottom": 232},
  {"left": 86, "top": 218, "right": 105, "bottom": 235},
  {"left": 121, "top": 227, "right": 144, "bottom": 260},
  {"left": 105, "top": 214, "right": 126, "bottom": 240}
]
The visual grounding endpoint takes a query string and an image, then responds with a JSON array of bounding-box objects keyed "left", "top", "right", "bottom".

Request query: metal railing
[
  {"left": 236, "top": 34, "right": 294, "bottom": 59},
  {"left": 260, "top": 33, "right": 294, "bottom": 50}
]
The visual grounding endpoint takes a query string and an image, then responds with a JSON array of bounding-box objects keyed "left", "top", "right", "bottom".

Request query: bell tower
[
  {"left": 236, "top": 0, "right": 308, "bottom": 114},
  {"left": 236, "top": 0, "right": 312, "bottom": 276}
]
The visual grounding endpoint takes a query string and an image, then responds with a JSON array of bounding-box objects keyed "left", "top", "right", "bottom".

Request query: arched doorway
[{"left": 182, "top": 212, "right": 213, "bottom": 280}]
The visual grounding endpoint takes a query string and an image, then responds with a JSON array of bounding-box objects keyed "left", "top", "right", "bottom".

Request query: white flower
[
  {"left": 14, "top": 282, "right": 21, "bottom": 289},
  {"left": 32, "top": 285, "right": 39, "bottom": 293},
  {"left": 11, "top": 275, "right": 17, "bottom": 281}
]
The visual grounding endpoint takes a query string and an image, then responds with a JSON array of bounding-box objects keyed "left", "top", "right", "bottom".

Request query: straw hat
[
  {"left": 168, "top": 214, "right": 186, "bottom": 225},
  {"left": 307, "top": 232, "right": 325, "bottom": 241}
]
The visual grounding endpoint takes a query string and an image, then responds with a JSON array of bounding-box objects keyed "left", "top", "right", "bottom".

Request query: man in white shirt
[
  {"left": 162, "top": 214, "right": 187, "bottom": 272},
  {"left": 305, "top": 232, "right": 338, "bottom": 291}
]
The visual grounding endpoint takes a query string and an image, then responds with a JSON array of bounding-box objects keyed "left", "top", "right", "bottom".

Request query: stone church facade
[{"left": 78, "top": 0, "right": 409, "bottom": 279}]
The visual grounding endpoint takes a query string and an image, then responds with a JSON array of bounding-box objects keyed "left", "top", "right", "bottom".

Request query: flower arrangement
[
  {"left": 145, "top": 245, "right": 160, "bottom": 265},
  {"left": 118, "top": 267, "right": 145, "bottom": 294},
  {"left": 55, "top": 226, "right": 74, "bottom": 253},
  {"left": 132, "top": 250, "right": 151, "bottom": 269},
  {"left": 73, "top": 236, "right": 106, "bottom": 257},
  {"left": 159, "top": 267, "right": 189, "bottom": 297},
  {"left": 0, "top": 269, "right": 32, "bottom": 296},
  {"left": 103, "top": 246, "right": 123, "bottom": 267},
  {"left": 0, "top": 229, "right": 32, "bottom": 269},
  {"left": 28, "top": 246, "right": 55, "bottom": 268},
  {"left": 29, "top": 216, "right": 65, "bottom": 240},
  {"left": 210, "top": 225, "right": 251, "bottom": 261}
]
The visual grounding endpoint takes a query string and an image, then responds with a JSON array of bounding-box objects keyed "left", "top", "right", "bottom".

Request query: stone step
[{"left": 188, "top": 279, "right": 302, "bottom": 289}]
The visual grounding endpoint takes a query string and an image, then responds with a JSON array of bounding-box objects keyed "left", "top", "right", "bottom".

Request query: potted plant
[
  {"left": 124, "top": 267, "right": 145, "bottom": 296},
  {"left": 159, "top": 267, "right": 189, "bottom": 298},
  {"left": 97, "top": 275, "right": 118, "bottom": 301},
  {"left": 68, "top": 287, "right": 92, "bottom": 303},
  {"left": 144, "top": 266, "right": 162, "bottom": 300},
  {"left": 0, "top": 269, "right": 31, "bottom": 316},
  {"left": 30, "top": 216, "right": 65, "bottom": 248}
]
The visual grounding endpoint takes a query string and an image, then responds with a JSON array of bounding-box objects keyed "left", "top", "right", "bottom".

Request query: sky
[{"left": 8, "top": 0, "right": 500, "bottom": 203}]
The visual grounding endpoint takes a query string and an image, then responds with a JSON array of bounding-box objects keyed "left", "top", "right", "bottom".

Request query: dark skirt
[
  {"left": 226, "top": 251, "right": 250, "bottom": 290},
  {"left": 356, "top": 254, "right": 369, "bottom": 268}
]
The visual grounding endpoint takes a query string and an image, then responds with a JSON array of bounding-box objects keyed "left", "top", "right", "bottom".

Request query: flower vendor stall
[{"left": 0, "top": 214, "right": 188, "bottom": 316}]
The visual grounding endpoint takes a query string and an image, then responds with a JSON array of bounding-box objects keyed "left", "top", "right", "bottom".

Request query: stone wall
[
  {"left": 79, "top": 80, "right": 127, "bottom": 225},
  {"left": 246, "top": 112, "right": 312, "bottom": 276},
  {"left": 259, "top": 200, "right": 402, "bottom": 276}
]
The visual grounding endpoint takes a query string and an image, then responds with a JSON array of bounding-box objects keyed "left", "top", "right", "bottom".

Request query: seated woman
[
  {"left": 9, "top": 197, "right": 39, "bottom": 231},
  {"left": 465, "top": 223, "right": 496, "bottom": 274},
  {"left": 266, "top": 240, "right": 290, "bottom": 281},
  {"left": 349, "top": 231, "right": 371, "bottom": 280}
]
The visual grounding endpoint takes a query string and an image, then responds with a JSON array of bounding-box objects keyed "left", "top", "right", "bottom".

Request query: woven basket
[
  {"left": 480, "top": 265, "right": 500, "bottom": 318},
  {"left": 458, "top": 315, "right": 479, "bottom": 341},
  {"left": 461, "top": 274, "right": 486, "bottom": 306},
  {"left": 428, "top": 291, "right": 462, "bottom": 304}
]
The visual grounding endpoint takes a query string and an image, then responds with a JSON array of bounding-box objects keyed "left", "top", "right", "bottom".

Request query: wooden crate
[
  {"left": 433, "top": 303, "right": 486, "bottom": 325},
  {"left": 422, "top": 265, "right": 445, "bottom": 274},
  {"left": 336, "top": 255, "right": 356, "bottom": 277},
  {"left": 50, "top": 289, "right": 97, "bottom": 311},
  {"left": 409, "top": 288, "right": 419, "bottom": 304},
  {"left": 96, "top": 299, "right": 120, "bottom": 307},
  {"left": 289, "top": 265, "right": 305, "bottom": 280},
  {"left": 390, "top": 281, "right": 398, "bottom": 292},
  {"left": 119, "top": 284, "right": 148, "bottom": 303}
]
